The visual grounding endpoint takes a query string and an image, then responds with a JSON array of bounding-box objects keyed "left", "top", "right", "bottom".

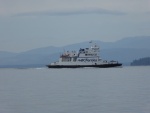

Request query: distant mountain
[
  {"left": 101, "top": 48, "right": 150, "bottom": 64},
  {"left": 0, "top": 51, "right": 18, "bottom": 59},
  {"left": 63, "top": 36, "right": 150, "bottom": 50},
  {"left": 114, "top": 36, "right": 150, "bottom": 49},
  {"left": 0, "top": 36, "right": 150, "bottom": 68}
]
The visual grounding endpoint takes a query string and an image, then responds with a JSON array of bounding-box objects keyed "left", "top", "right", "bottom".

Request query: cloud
[{"left": 14, "top": 8, "right": 126, "bottom": 17}]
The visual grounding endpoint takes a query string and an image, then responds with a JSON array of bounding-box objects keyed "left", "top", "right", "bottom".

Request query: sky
[{"left": 0, "top": 0, "right": 150, "bottom": 52}]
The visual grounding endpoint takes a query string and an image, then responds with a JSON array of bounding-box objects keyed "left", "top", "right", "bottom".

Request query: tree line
[{"left": 131, "top": 57, "right": 150, "bottom": 66}]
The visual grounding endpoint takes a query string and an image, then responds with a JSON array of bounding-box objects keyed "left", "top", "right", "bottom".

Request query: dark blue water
[{"left": 0, "top": 66, "right": 150, "bottom": 113}]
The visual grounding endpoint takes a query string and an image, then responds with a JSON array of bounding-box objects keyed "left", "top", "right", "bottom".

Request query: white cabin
[{"left": 50, "top": 43, "right": 119, "bottom": 66}]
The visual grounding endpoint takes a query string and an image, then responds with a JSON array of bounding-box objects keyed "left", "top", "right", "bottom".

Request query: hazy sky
[{"left": 0, "top": 0, "right": 150, "bottom": 52}]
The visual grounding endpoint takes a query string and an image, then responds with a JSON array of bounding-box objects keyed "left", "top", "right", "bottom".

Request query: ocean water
[{"left": 0, "top": 66, "right": 150, "bottom": 113}]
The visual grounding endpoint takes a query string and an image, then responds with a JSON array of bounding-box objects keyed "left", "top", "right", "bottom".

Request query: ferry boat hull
[{"left": 47, "top": 63, "right": 122, "bottom": 68}]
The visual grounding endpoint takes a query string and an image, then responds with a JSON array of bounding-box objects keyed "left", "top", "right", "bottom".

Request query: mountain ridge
[{"left": 0, "top": 36, "right": 150, "bottom": 67}]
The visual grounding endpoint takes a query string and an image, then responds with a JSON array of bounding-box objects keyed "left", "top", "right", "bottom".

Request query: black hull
[{"left": 47, "top": 63, "right": 122, "bottom": 68}]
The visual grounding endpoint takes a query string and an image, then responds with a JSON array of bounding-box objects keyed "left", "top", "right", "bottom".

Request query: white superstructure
[{"left": 49, "top": 43, "right": 119, "bottom": 66}]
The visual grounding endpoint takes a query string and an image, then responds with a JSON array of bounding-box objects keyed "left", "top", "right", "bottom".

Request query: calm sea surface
[{"left": 0, "top": 66, "right": 150, "bottom": 113}]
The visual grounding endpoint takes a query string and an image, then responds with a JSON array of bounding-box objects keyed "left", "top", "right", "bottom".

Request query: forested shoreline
[{"left": 131, "top": 57, "right": 150, "bottom": 66}]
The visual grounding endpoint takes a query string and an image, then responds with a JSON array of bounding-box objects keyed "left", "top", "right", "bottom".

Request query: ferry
[{"left": 47, "top": 42, "right": 122, "bottom": 68}]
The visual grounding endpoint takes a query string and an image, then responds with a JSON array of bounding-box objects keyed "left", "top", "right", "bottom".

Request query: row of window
[
  {"left": 78, "top": 59, "right": 98, "bottom": 62},
  {"left": 85, "top": 54, "right": 97, "bottom": 56}
]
